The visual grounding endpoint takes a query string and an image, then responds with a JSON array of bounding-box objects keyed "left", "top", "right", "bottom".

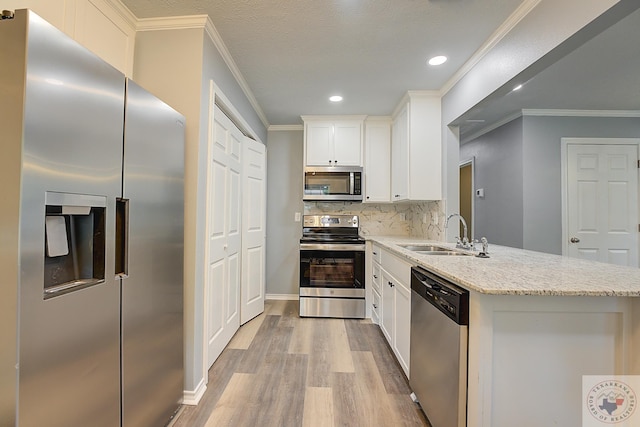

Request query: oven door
[{"left": 299, "top": 245, "right": 365, "bottom": 297}]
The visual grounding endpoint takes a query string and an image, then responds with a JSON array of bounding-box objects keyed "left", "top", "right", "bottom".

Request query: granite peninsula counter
[
  {"left": 366, "top": 235, "right": 640, "bottom": 296},
  {"left": 364, "top": 235, "right": 640, "bottom": 427}
]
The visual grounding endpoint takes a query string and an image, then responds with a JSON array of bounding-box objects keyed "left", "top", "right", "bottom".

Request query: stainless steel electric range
[{"left": 299, "top": 215, "right": 365, "bottom": 318}]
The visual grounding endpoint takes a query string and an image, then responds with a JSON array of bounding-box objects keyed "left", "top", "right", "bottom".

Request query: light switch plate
[{"left": 294, "top": 212, "right": 301, "bottom": 222}]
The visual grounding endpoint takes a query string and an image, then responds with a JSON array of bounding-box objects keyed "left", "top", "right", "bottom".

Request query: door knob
[{"left": 570, "top": 237, "right": 580, "bottom": 243}]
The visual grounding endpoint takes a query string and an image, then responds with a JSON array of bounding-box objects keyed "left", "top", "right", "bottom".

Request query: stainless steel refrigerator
[{"left": 0, "top": 9, "right": 184, "bottom": 427}]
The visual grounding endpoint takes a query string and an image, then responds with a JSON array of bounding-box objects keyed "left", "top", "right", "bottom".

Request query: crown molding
[
  {"left": 133, "top": 12, "right": 270, "bottom": 130},
  {"left": 135, "top": 14, "right": 208, "bottom": 32},
  {"left": 440, "top": 0, "right": 542, "bottom": 96},
  {"left": 522, "top": 109, "right": 640, "bottom": 118},
  {"left": 101, "top": 0, "right": 137, "bottom": 30},
  {"left": 203, "top": 17, "right": 270, "bottom": 130},
  {"left": 268, "top": 125, "right": 304, "bottom": 132},
  {"left": 460, "top": 111, "right": 522, "bottom": 144}
]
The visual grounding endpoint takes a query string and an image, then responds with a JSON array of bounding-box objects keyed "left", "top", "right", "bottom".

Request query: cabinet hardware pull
[
  {"left": 373, "top": 304, "right": 378, "bottom": 309},
  {"left": 373, "top": 275, "right": 378, "bottom": 279},
  {"left": 388, "top": 281, "right": 394, "bottom": 287}
]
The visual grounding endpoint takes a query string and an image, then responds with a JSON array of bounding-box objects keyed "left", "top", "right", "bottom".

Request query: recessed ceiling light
[
  {"left": 428, "top": 56, "right": 447, "bottom": 66},
  {"left": 512, "top": 84, "right": 523, "bottom": 91},
  {"left": 329, "top": 95, "right": 343, "bottom": 102}
]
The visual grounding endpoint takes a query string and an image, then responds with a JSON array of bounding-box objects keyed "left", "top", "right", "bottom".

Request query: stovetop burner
[{"left": 300, "top": 215, "right": 363, "bottom": 245}]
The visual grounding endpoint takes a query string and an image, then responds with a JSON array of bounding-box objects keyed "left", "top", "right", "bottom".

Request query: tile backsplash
[{"left": 303, "top": 201, "right": 446, "bottom": 240}]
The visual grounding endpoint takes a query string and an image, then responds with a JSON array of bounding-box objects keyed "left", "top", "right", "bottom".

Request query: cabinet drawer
[
  {"left": 372, "top": 262, "right": 381, "bottom": 293},
  {"left": 372, "top": 244, "right": 382, "bottom": 264},
  {"left": 380, "top": 249, "right": 411, "bottom": 286}
]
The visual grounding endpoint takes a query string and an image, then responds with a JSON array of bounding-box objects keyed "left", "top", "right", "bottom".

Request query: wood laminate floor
[{"left": 172, "top": 300, "right": 429, "bottom": 427}]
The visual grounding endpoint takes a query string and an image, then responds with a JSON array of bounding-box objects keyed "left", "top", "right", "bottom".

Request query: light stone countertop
[{"left": 366, "top": 235, "right": 640, "bottom": 296}]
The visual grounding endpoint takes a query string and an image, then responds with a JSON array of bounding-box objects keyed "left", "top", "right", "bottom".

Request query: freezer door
[
  {"left": 16, "top": 10, "right": 124, "bottom": 427},
  {"left": 121, "top": 79, "right": 185, "bottom": 427}
]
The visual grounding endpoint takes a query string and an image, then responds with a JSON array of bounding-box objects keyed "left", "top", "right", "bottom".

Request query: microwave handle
[{"left": 350, "top": 172, "right": 355, "bottom": 195}]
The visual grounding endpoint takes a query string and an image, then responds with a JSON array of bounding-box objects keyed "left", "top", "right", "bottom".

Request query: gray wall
[
  {"left": 266, "top": 129, "right": 304, "bottom": 296},
  {"left": 463, "top": 115, "right": 640, "bottom": 255},
  {"left": 522, "top": 115, "right": 640, "bottom": 254},
  {"left": 460, "top": 118, "right": 524, "bottom": 248},
  {"left": 201, "top": 36, "right": 267, "bottom": 144},
  {"left": 442, "top": 0, "right": 631, "bottom": 242}
]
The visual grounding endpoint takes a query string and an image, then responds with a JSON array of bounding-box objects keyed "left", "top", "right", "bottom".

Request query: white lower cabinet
[
  {"left": 376, "top": 248, "right": 411, "bottom": 377},
  {"left": 393, "top": 281, "right": 411, "bottom": 374}
]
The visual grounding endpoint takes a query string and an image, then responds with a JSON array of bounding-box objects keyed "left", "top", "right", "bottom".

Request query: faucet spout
[{"left": 445, "top": 213, "right": 469, "bottom": 248}]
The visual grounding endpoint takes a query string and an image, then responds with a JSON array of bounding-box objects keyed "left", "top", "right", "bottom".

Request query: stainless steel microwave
[{"left": 303, "top": 166, "right": 363, "bottom": 201}]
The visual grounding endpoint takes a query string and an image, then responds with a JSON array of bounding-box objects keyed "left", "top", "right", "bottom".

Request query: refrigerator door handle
[{"left": 115, "top": 198, "right": 129, "bottom": 279}]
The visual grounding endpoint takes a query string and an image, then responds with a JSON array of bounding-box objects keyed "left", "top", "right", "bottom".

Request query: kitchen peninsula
[{"left": 366, "top": 236, "right": 640, "bottom": 427}]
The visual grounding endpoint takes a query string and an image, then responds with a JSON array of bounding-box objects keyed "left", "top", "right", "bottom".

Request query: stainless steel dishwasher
[{"left": 410, "top": 266, "right": 469, "bottom": 427}]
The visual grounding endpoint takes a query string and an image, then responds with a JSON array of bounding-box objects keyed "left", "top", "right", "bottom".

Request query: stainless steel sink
[
  {"left": 419, "top": 251, "right": 472, "bottom": 256},
  {"left": 399, "top": 244, "right": 451, "bottom": 252},
  {"left": 398, "top": 244, "right": 473, "bottom": 256}
]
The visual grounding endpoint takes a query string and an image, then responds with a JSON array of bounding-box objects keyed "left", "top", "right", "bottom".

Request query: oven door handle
[{"left": 299, "top": 243, "right": 366, "bottom": 251}]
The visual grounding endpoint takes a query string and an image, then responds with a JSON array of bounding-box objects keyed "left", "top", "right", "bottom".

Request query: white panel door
[
  {"left": 207, "top": 106, "right": 242, "bottom": 368},
  {"left": 241, "top": 138, "right": 266, "bottom": 324},
  {"left": 567, "top": 143, "right": 638, "bottom": 267}
]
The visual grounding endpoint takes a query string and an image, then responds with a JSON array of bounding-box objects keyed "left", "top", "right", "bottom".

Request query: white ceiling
[{"left": 120, "top": 0, "right": 525, "bottom": 126}]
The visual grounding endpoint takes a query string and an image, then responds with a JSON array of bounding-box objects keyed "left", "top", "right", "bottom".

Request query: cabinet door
[
  {"left": 380, "top": 269, "right": 395, "bottom": 345},
  {"left": 371, "top": 288, "right": 381, "bottom": 325},
  {"left": 364, "top": 121, "right": 391, "bottom": 202},
  {"left": 391, "top": 106, "right": 409, "bottom": 201},
  {"left": 306, "top": 122, "right": 333, "bottom": 166},
  {"left": 394, "top": 281, "right": 411, "bottom": 377},
  {"left": 372, "top": 261, "right": 381, "bottom": 294},
  {"left": 333, "top": 121, "right": 362, "bottom": 166}
]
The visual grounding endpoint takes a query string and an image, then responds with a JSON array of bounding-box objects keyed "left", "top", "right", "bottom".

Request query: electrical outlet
[
  {"left": 294, "top": 212, "right": 301, "bottom": 222},
  {"left": 399, "top": 213, "right": 406, "bottom": 221},
  {"left": 422, "top": 213, "right": 428, "bottom": 224},
  {"left": 432, "top": 212, "right": 438, "bottom": 225}
]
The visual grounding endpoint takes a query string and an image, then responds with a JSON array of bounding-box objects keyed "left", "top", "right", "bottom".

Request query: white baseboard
[
  {"left": 182, "top": 377, "right": 206, "bottom": 406},
  {"left": 266, "top": 293, "right": 299, "bottom": 300}
]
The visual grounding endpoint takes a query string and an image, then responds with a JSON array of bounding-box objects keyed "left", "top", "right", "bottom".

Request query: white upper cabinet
[
  {"left": 3, "top": 0, "right": 136, "bottom": 76},
  {"left": 364, "top": 118, "right": 391, "bottom": 203},
  {"left": 391, "top": 92, "right": 442, "bottom": 201},
  {"left": 391, "top": 106, "right": 409, "bottom": 201},
  {"left": 303, "top": 116, "right": 365, "bottom": 167}
]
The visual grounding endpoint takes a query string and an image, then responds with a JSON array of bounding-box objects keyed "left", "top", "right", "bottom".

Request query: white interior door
[
  {"left": 241, "top": 137, "right": 266, "bottom": 324},
  {"left": 566, "top": 141, "right": 639, "bottom": 267},
  {"left": 207, "top": 106, "right": 242, "bottom": 368}
]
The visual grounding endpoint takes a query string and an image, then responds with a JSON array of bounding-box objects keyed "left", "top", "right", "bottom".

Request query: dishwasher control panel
[{"left": 411, "top": 266, "right": 469, "bottom": 325}]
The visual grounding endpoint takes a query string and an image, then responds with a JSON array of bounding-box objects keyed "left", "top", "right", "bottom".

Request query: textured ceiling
[{"left": 120, "top": 0, "right": 524, "bottom": 125}]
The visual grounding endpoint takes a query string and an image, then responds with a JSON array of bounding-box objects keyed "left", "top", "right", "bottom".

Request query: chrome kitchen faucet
[{"left": 445, "top": 213, "right": 470, "bottom": 249}]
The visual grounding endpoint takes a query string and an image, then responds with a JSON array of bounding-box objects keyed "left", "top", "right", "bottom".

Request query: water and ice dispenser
[{"left": 43, "top": 192, "right": 106, "bottom": 298}]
